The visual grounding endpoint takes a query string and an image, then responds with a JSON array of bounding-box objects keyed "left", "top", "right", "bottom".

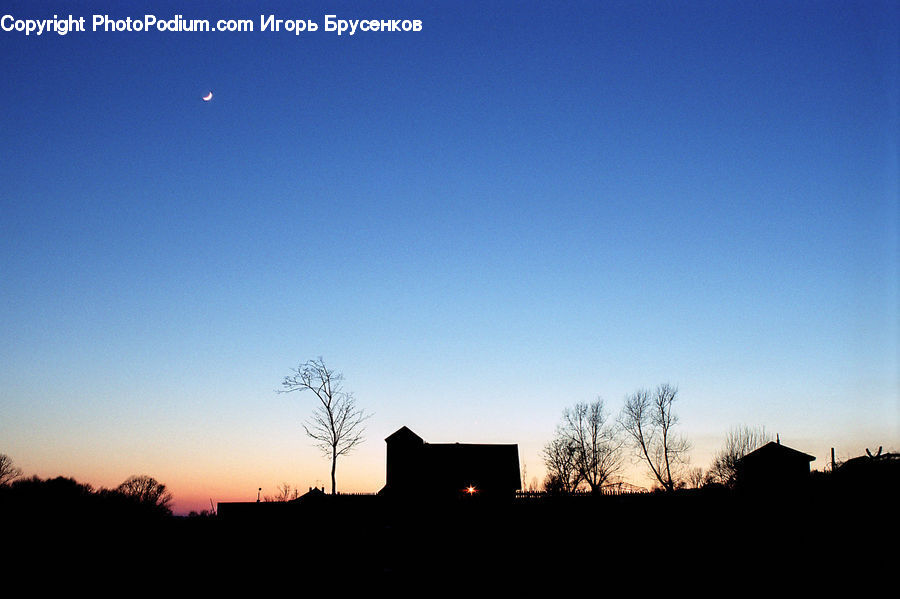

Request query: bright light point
[
  {"left": 465, "top": 485, "right": 477, "bottom": 495},
  {"left": 202, "top": 91, "right": 213, "bottom": 101}
]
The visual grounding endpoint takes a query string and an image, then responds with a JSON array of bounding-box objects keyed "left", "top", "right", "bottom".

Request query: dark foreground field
[{"left": 6, "top": 480, "right": 892, "bottom": 590}]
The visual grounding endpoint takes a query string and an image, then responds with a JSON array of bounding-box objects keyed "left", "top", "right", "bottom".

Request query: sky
[{"left": 1, "top": 0, "right": 897, "bottom": 514}]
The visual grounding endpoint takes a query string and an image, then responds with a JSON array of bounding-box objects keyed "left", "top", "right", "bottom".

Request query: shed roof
[{"left": 738, "top": 441, "right": 816, "bottom": 464}]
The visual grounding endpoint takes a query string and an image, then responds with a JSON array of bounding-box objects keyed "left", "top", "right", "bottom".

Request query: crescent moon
[{"left": 202, "top": 91, "right": 213, "bottom": 101}]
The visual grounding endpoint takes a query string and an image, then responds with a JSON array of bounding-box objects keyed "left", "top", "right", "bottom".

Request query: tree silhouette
[
  {"left": 0, "top": 454, "right": 22, "bottom": 486},
  {"left": 619, "top": 384, "right": 691, "bottom": 492},
  {"left": 280, "top": 357, "right": 371, "bottom": 495},
  {"left": 557, "top": 399, "right": 624, "bottom": 494},
  {"left": 541, "top": 435, "right": 579, "bottom": 494},
  {"left": 115, "top": 475, "right": 173, "bottom": 514},
  {"left": 265, "top": 482, "right": 300, "bottom": 502},
  {"left": 707, "top": 425, "right": 771, "bottom": 487}
]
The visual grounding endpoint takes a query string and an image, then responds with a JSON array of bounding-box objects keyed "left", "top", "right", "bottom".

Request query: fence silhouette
[{"left": 515, "top": 482, "right": 648, "bottom": 499}]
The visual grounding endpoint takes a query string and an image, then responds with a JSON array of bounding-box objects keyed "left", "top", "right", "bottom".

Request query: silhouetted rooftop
[{"left": 737, "top": 441, "right": 816, "bottom": 465}]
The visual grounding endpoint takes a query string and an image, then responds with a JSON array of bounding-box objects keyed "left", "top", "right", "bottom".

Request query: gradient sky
[{"left": 1, "top": 0, "right": 897, "bottom": 514}]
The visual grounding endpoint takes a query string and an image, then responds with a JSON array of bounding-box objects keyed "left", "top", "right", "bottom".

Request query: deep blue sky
[{"left": 1, "top": 0, "right": 897, "bottom": 511}]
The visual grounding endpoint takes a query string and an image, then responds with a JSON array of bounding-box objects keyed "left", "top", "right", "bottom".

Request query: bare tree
[
  {"left": 280, "top": 357, "right": 371, "bottom": 495},
  {"left": 707, "top": 425, "right": 771, "bottom": 487},
  {"left": 560, "top": 399, "right": 624, "bottom": 494},
  {"left": 541, "top": 435, "right": 580, "bottom": 494},
  {"left": 265, "top": 482, "right": 301, "bottom": 502},
  {"left": 619, "top": 384, "right": 691, "bottom": 492},
  {"left": 0, "top": 454, "right": 22, "bottom": 486},
  {"left": 687, "top": 467, "right": 706, "bottom": 489},
  {"left": 116, "top": 474, "right": 173, "bottom": 513}
]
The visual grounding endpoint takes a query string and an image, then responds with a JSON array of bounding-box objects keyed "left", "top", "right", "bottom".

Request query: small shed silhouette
[
  {"left": 735, "top": 441, "right": 815, "bottom": 492},
  {"left": 379, "top": 426, "right": 521, "bottom": 498}
]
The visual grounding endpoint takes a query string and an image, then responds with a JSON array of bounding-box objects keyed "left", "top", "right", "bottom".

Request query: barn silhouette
[{"left": 378, "top": 426, "right": 521, "bottom": 499}]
